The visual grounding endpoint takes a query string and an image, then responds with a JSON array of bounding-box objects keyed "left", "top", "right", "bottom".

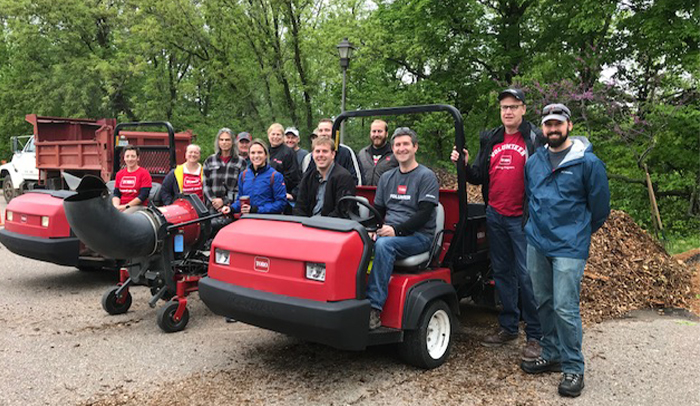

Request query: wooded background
[{"left": 0, "top": 0, "right": 697, "bottom": 241}]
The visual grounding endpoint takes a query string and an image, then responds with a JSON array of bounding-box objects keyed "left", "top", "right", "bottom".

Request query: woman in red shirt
[{"left": 112, "top": 145, "right": 152, "bottom": 213}]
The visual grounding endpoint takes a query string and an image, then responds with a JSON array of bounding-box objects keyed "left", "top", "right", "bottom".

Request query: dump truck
[{"left": 0, "top": 115, "right": 193, "bottom": 270}]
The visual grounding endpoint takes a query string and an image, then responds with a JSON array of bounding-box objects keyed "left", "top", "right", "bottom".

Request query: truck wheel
[
  {"left": 157, "top": 300, "right": 189, "bottom": 333},
  {"left": 3, "top": 175, "right": 14, "bottom": 203},
  {"left": 398, "top": 300, "right": 453, "bottom": 369},
  {"left": 101, "top": 287, "right": 133, "bottom": 315}
]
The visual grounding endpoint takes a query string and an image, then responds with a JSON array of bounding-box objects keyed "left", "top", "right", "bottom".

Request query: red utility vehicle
[
  {"left": 0, "top": 117, "right": 192, "bottom": 270},
  {"left": 199, "top": 105, "right": 491, "bottom": 369}
]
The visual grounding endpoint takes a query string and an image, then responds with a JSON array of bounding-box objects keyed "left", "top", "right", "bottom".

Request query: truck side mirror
[{"left": 11, "top": 136, "right": 19, "bottom": 153}]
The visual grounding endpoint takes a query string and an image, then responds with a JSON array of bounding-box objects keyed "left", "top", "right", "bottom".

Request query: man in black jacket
[
  {"left": 293, "top": 137, "right": 356, "bottom": 217},
  {"left": 357, "top": 119, "right": 398, "bottom": 186},
  {"left": 267, "top": 123, "right": 301, "bottom": 202},
  {"left": 451, "top": 88, "right": 546, "bottom": 360}
]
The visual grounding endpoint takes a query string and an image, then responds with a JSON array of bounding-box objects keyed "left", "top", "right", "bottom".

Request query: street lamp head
[{"left": 337, "top": 38, "right": 355, "bottom": 68}]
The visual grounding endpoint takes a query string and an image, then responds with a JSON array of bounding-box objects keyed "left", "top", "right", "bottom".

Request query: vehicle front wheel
[
  {"left": 3, "top": 175, "right": 14, "bottom": 203},
  {"left": 398, "top": 300, "right": 453, "bottom": 369}
]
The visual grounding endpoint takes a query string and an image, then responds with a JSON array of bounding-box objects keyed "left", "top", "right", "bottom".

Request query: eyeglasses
[{"left": 500, "top": 104, "right": 523, "bottom": 112}]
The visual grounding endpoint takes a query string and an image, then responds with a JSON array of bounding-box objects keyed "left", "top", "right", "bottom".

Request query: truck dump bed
[{"left": 27, "top": 114, "right": 191, "bottom": 184}]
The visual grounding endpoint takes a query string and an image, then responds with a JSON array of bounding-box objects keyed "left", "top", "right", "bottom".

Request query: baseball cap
[
  {"left": 284, "top": 127, "right": 299, "bottom": 137},
  {"left": 498, "top": 88, "right": 526, "bottom": 104},
  {"left": 541, "top": 103, "right": 571, "bottom": 124},
  {"left": 236, "top": 132, "right": 251, "bottom": 142}
]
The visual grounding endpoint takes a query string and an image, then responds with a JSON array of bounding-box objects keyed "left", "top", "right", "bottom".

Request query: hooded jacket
[
  {"left": 466, "top": 120, "right": 545, "bottom": 206},
  {"left": 231, "top": 164, "right": 288, "bottom": 214},
  {"left": 524, "top": 137, "right": 610, "bottom": 259}
]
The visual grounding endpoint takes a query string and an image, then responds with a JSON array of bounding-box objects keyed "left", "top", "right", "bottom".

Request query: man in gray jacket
[{"left": 357, "top": 119, "right": 398, "bottom": 186}]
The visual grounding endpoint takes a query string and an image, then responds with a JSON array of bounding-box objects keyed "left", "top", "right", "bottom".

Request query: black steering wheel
[{"left": 337, "top": 196, "right": 384, "bottom": 232}]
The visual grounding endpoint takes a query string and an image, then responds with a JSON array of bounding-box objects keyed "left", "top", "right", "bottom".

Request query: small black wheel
[
  {"left": 101, "top": 286, "right": 132, "bottom": 315},
  {"left": 398, "top": 300, "right": 454, "bottom": 369},
  {"left": 156, "top": 300, "right": 190, "bottom": 333},
  {"left": 3, "top": 175, "right": 14, "bottom": 203}
]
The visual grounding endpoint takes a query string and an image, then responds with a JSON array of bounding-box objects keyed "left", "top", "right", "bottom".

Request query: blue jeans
[
  {"left": 367, "top": 233, "right": 432, "bottom": 310},
  {"left": 486, "top": 206, "right": 542, "bottom": 340},
  {"left": 527, "top": 244, "right": 587, "bottom": 374}
]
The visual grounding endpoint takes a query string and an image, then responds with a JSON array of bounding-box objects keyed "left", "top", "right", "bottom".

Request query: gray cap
[
  {"left": 498, "top": 88, "right": 526, "bottom": 104},
  {"left": 236, "top": 132, "right": 251, "bottom": 142},
  {"left": 541, "top": 103, "right": 572, "bottom": 124}
]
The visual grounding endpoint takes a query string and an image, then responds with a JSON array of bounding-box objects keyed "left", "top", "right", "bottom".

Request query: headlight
[
  {"left": 41, "top": 216, "right": 49, "bottom": 227},
  {"left": 6, "top": 211, "right": 12, "bottom": 222},
  {"left": 214, "top": 248, "right": 230, "bottom": 265},
  {"left": 305, "top": 262, "right": 326, "bottom": 282}
]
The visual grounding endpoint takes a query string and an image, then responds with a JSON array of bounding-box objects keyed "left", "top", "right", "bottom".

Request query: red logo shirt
[
  {"left": 182, "top": 172, "right": 203, "bottom": 201},
  {"left": 115, "top": 167, "right": 152, "bottom": 205},
  {"left": 488, "top": 132, "right": 527, "bottom": 216},
  {"left": 397, "top": 185, "right": 407, "bottom": 195}
]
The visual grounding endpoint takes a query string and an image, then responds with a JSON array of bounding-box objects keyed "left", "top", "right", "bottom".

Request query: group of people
[{"left": 111, "top": 89, "right": 610, "bottom": 398}]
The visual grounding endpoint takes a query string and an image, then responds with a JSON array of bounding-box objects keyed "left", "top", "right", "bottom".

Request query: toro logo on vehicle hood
[{"left": 254, "top": 256, "right": 270, "bottom": 272}]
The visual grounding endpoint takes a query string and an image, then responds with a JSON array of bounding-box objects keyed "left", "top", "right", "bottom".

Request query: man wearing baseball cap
[
  {"left": 284, "top": 127, "right": 309, "bottom": 168},
  {"left": 521, "top": 103, "right": 610, "bottom": 398},
  {"left": 450, "top": 88, "right": 545, "bottom": 359},
  {"left": 236, "top": 132, "right": 252, "bottom": 167}
]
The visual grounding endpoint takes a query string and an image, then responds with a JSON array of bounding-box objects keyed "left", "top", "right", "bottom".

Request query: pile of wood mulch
[
  {"left": 435, "top": 169, "right": 697, "bottom": 324},
  {"left": 583, "top": 210, "right": 695, "bottom": 324}
]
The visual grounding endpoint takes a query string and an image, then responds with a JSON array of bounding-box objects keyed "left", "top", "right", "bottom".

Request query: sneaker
[
  {"left": 369, "top": 308, "right": 382, "bottom": 330},
  {"left": 558, "top": 373, "right": 585, "bottom": 397},
  {"left": 225, "top": 317, "right": 237, "bottom": 323},
  {"left": 522, "top": 339, "right": 542, "bottom": 361},
  {"left": 520, "top": 356, "right": 562, "bottom": 374},
  {"left": 481, "top": 329, "right": 518, "bottom": 347}
]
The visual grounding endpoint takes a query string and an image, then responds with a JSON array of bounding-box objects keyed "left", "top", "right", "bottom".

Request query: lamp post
[{"left": 337, "top": 38, "right": 355, "bottom": 144}]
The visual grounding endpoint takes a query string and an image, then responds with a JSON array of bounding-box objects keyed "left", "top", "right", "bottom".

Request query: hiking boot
[
  {"left": 558, "top": 373, "right": 585, "bottom": 397},
  {"left": 520, "top": 356, "right": 562, "bottom": 374},
  {"left": 481, "top": 329, "right": 518, "bottom": 347},
  {"left": 369, "top": 308, "right": 382, "bottom": 330},
  {"left": 522, "top": 339, "right": 542, "bottom": 361}
]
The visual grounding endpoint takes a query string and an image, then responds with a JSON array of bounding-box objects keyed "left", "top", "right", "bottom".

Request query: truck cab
[
  {"left": 199, "top": 105, "right": 491, "bottom": 369},
  {"left": 1, "top": 135, "right": 39, "bottom": 202}
]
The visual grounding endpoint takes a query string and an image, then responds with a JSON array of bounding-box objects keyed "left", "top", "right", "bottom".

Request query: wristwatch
[{"left": 125, "top": 205, "right": 130, "bottom": 209}]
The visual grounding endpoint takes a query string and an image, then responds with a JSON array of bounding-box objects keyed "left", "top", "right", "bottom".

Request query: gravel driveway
[{"left": 0, "top": 238, "right": 697, "bottom": 405}]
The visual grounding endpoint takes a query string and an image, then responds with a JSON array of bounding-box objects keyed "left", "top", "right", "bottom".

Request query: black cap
[{"left": 498, "top": 88, "right": 526, "bottom": 104}]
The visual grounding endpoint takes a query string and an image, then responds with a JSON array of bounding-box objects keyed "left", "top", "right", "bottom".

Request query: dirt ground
[{"left": 0, "top": 247, "right": 698, "bottom": 406}]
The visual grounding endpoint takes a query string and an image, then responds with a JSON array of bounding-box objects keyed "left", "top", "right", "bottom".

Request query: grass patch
[{"left": 663, "top": 234, "right": 700, "bottom": 255}]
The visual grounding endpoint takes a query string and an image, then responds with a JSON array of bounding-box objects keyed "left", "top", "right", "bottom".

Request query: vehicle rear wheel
[
  {"left": 398, "top": 300, "right": 453, "bottom": 369},
  {"left": 157, "top": 300, "right": 189, "bottom": 333},
  {"left": 3, "top": 175, "right": 14, "bottom": 203},
  {"left": 101, "top": 287, "right": 132, "bottom": 315}
]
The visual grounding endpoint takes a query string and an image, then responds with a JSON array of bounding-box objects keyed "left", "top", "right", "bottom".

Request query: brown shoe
[
  {"left": 522, "top": 339, "right": 541, "bottom": 361},
  {"left": 481, "top": 329, "right": 518, "bottom": 347}
]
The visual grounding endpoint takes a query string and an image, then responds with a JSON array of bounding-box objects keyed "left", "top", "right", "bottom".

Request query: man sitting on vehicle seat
[
  {"left": 367, "top": 127, "right": 439, "bottom": 330},
  {"left": 293, "top": 137, "right": 356, "bottom": 217}
]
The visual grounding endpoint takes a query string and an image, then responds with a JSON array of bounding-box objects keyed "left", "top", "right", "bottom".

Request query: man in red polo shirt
[{"left": 451, "top": 88, "right": 546, "bottom": 360}]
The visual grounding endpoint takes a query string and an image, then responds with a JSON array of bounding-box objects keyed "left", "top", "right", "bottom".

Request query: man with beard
[
  {"left": 520, "top": 103, "right": 610, "bottom": 398},
  {"left": 357, "top": 119, "right": 398, "bottom": 186},
  {"left": 451, "top": 88, "right": 545, "bottom": 360}
]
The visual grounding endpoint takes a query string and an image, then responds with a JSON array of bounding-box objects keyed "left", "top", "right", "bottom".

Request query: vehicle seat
[
  {"left": 149, "top": 182, "right": 162, "bottom": 204},
  {"left": 393, "top": 203, "right": 445, "bottom": 272}
]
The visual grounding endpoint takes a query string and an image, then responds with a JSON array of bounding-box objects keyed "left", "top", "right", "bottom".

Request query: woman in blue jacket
[{"left": 222, "top": 139, "right": 287, "bottom": 215}]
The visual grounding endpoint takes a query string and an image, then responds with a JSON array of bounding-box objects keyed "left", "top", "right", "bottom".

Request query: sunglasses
[{"left": 542, "top": 104, "right": 571, "bottom": 117}]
